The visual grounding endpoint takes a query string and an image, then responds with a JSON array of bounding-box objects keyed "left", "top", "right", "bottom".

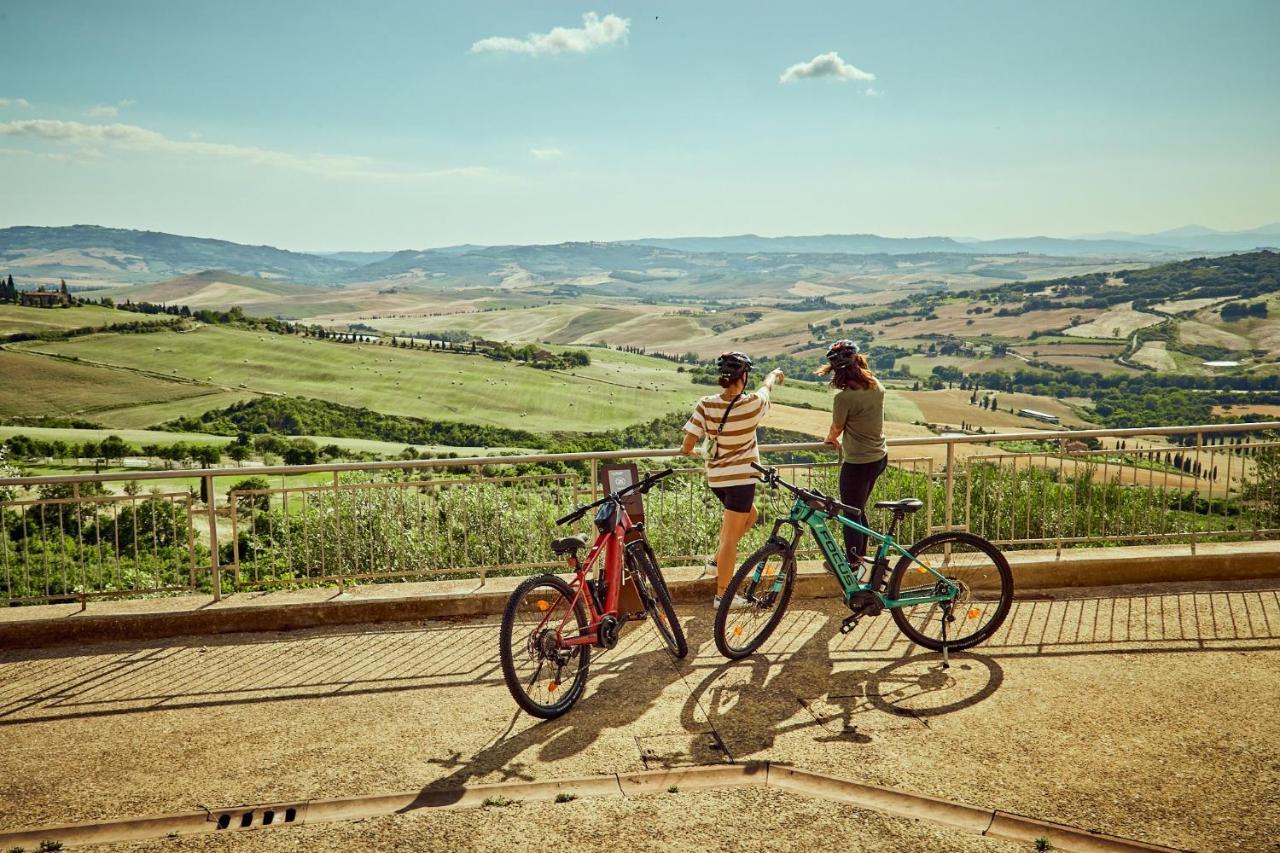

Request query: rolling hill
[{"left": 0, "top": 225, "right": 355, "bottom": 284}]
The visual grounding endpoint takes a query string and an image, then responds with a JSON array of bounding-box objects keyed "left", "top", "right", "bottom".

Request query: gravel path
[{"left": 2, "top": 580, "right": 1277, "bottom": 851}]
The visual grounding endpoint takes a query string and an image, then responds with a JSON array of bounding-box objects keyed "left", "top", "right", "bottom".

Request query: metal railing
[{"left": 2, "top": 421, "right": 1278, "bottom": 606}]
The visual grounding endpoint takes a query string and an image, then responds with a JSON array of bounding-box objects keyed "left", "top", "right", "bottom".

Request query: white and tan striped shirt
[{"left": 683, "top": 386, "right": 771, "bottom": 488}]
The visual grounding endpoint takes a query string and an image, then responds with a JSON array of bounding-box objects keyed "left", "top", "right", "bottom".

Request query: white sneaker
[{"left": 714, "top": 594, "right": 752, "bottom": 609}]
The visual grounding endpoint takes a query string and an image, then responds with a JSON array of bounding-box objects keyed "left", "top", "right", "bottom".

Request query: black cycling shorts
[{"left": 711, "top": 483, "right": 756, "bottom": 514}]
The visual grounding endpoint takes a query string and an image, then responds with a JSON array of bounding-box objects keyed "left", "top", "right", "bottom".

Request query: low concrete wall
[{"left": 1, "top": 542, "right": 1276, "bottom": 650}]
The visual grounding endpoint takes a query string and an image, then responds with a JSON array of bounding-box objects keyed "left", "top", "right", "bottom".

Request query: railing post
[
  {"left": 1056, "top": 438, "right": 1065, "bottom": 559},
  {"left": 333, "top": 471, "right": 345, "bottom": 593},
  {"left": 205, "top": 474, "right": 221, "bottom": 602},
  {"left": 1190, "top": 431, "right": 1202, "bottom": 556},
  {"left": 590, "top": 457, "right": 599, "bottom": 502},
  {"left": 943, "top": 441, "right": 955, "bottom": 531}
]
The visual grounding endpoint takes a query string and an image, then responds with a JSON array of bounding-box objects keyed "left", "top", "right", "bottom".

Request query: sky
[{"left": 1, "top": 0, "right": 1278, "bottom": 251}]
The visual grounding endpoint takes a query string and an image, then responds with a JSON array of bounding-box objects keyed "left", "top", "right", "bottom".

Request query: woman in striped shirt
[{"left": 680, "top": 351, "right": 784, "bottom": 607}]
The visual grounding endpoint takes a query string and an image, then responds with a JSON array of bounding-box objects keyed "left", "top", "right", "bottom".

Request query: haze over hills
[
  {"left": 1, "top": 224, "right": 1277, "bottom": 294},
  {"left": 0, "top": 225, "right": 356, "bottom": 285}
]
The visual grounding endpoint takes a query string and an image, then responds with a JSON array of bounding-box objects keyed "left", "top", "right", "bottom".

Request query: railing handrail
[{"left": 2, "top": 420, "right": 1277, "bottom": 488}]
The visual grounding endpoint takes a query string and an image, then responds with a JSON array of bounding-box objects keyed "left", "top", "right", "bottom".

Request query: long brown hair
[{"left": 816, "top": 352, "right": 875, "bottom": 390}]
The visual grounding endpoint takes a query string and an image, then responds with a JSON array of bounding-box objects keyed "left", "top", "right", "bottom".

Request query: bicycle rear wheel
[
  {"left": 887, "top": 531, "right": 1012, "bottom": 652},
  {"left": 627, "top": 541, "right": 688, "bottom": 659},
  {"left": 499, "top": 574, "right": 591, "bottom": 719},
  {"left": 714, "top": 543, "right": 796, "bottom": 660}
]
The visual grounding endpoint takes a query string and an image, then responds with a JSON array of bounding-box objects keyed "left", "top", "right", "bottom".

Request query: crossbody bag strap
[{"left": 709, "top": 393, "right": 742, "bottom": 460}]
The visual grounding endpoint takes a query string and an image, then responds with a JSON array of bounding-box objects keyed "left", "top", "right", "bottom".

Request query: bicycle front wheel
[
  {"left": 627, "top": 542, "right": 688, "bottom": 660},
  {"left": 499, "top": 574, "right": 591, "bottom": 719},
  {"left": 714, "top": 543, "right": 796, "bottom": 660},
  {"left": 887, "top": 531, "right": 1012, "bottom": 652}
]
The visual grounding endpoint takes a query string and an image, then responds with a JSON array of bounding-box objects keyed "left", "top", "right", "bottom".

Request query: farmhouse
[
  {"left": 18, "top": 281, "right": 72, "bottom": 308},
  {"left": 1018, "top": 408, "right": 1060, "bottom": 424}
]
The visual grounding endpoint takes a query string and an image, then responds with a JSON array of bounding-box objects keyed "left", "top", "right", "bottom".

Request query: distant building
[
  {"left": 18, "top": 280, "right": 71, "bottom": 308},
  {"left": 1018, "top": 408, "right": 1060, "bottom": 424}
]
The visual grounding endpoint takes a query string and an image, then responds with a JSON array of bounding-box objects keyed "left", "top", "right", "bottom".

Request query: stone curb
[
  {"left": 0, "top": 763, "right": 1183, "bottom": 852},
  {"left": 2, "top": 544, "right": 1276, "bottom": 650}
]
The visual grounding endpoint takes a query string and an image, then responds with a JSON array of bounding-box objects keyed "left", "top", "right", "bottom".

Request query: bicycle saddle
[
  {"left": 550, "top": 534, "right": 590, "bottom": 555},
  {"left": 873, "top": 498, "right": 924, "bottom": 514}
]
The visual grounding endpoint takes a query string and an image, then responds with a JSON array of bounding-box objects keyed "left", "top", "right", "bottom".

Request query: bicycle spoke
[
  {"left": 890, "top": 533, "right": 1012, "bottom": 651},
  {"left": 501, "top": 576, "right": 590, "bottom": 717},
  {"left": 717, "top": 547, "right": 794, "bottom": 658}
]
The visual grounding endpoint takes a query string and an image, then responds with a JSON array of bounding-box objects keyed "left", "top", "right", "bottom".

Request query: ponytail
[{"left": 816, "top": 352, "right": 875, "bottom": 390}]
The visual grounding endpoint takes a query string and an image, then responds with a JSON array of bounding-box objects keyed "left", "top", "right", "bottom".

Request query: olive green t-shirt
[{"left": 832, "top": 382, "right": 888, "bottom": 464}]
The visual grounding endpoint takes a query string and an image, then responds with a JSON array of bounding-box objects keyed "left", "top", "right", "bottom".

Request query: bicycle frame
[
  {"left": 757, "top": 494, "right": 959, "bottom": 610},
  {"left": 544, "top": 502, "right": 632, "bottom": 649}
]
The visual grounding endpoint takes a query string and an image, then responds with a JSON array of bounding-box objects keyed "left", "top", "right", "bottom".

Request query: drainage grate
[{"left": 214, "top": 805, "right": 300, "bottom": 831}]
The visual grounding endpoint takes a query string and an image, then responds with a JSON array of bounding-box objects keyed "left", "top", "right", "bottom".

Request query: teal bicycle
[{"left": 713, "top": 463, "right": 1013, "bottom": 667}]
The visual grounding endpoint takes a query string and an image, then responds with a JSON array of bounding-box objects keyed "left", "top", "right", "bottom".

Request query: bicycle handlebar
[
  {"left": 751, "top": 463, "right": 862, "bottom": 520},
  {"left": 555, "top": 468, "right": 675, "bottom": 526}
]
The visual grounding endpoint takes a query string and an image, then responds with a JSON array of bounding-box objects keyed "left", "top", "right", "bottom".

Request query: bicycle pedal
[{"left": 839, "top": 614, "right": 860, "bottom": 634}]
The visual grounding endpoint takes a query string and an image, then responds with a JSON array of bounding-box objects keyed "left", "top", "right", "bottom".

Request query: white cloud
[
  {"left": 86, "top": 99, "right": 136, "bottom": 118},
  {"left": 865, "top": 86, "right": 882, "bottom": 97},
  {"left": 471, "top": 12, "right": 629, "bottom": 56},
  {"left": 0, "top": 119, "right": 491, "bottom": 180},
  {"left": 0, "top": 97, "right": 32, "bottom": 109},
  {"left": 779, "top": 51, "right": 876, "bottom": 84},
  {"left": 530, "top": 147, "right": 564, "bottom": 161}
]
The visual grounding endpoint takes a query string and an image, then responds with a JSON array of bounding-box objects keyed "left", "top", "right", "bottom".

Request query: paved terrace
[{"left": 2, "top": 577, "right": 1278, "bottom": 851}]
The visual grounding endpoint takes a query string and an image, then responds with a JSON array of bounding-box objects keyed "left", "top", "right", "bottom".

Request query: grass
[
  {"left": 90, "top": 390, "right": 260, "bottom": 429},
  {"left": 553, "top": 792, "right": 577, "bottom": 803},
  {"left": 0, "top": 303, "right": 172, "bottom": 336},
  {"left": 1063, "top": 303, "right": 1162, "bottom": 339},
  {"left": 0, "top": 349, "right": 212, "bottom": 420},
  {"left": 481, "top": 795, "right": 515, "bottom": 807},
  {"left": 0, "top": 426, "right": 508, "bottom": 461},
  {"left": 13, "top": 326, "right": 832, "bottom": 432}
]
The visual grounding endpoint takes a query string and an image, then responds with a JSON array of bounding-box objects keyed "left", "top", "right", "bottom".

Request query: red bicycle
[{"left": 499, "top": 468, "right": 687, "bottom": 718}]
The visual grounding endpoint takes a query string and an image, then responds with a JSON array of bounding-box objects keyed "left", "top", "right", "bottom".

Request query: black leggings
[{"left": 839, "top": 455, "right": 888, "bottom": 558}]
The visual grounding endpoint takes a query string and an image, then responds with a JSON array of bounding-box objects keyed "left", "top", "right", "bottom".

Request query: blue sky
[{"left": 1, "top": 1, "right": 1277, "bottom": 250}]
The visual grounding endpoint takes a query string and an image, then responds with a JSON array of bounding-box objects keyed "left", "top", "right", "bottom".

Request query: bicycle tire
[
  {"left": 887, "top": 531, "right": 1013, "bottom": 652},
  {"left": 499, "top": 573, "right": 591, "bottom": 719},
  {"left": 713, "top": 543, "right": 796, "bottom": 660},
  {"left": 627, "top": 542, "right": 688, "bottom": 659}
]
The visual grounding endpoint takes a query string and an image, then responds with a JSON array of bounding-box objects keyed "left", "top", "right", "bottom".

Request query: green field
[
  {"left": 0, "top": 425, "right": 519, "bottom": 458},
  {"left": 0, "top": 303, "right": 172, "bottom": 336},
  {"left": 90, "top": 390, "right": 261, "bottom": 429},
  {"left": 0, "top": 349, "right": 213, "bottom": 419},
  {"left": 12, "top": 326, "right": 834, "bottom": 432}
]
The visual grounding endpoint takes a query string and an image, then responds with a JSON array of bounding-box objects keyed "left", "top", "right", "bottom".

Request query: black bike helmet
[
  {"left": 716, "top": 350, "right": 753, "bottom": 382},
  {"left": 825, "top": 339, "right": 859, "bottom": 368}
]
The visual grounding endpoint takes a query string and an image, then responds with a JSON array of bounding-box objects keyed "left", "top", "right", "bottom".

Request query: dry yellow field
[
  {"left": 902, "top": 389, "right": 1095, "bottom": 430},
  {"left": 1177, "top": 320, "right": 1251, "bottom": 351},
  {"left": 1130, "top": 341, "right": 1178, "bottom": 371},
  {"left": 1063, "top": 302, "right": 1162, "bottom": 339}
]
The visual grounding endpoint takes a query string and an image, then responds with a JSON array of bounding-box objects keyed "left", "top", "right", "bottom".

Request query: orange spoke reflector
[
  {"left": 548, "top": 680, "right": 559, "bottom": 692},
  {"left": 535, "top": 599, "right": 550, "bottom": 612},
  {"left": 967, "top": 608, "right": 980, "bottom": 619},
  {"left": 733, "top": 625, "right": 743, "bottom": 637}
]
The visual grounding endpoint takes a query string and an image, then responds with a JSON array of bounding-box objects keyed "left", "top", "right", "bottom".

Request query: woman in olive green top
[{"left": 818, "top": 339, "right": 888, "bottom": 562}]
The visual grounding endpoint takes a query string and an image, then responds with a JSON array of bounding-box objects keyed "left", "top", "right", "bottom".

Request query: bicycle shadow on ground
[
  {"left": 400, "top": 614, "right": 711, "bottom": 810},
  {"left": 679, "top": 609, "right": 1002, "bottom": 758}
]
